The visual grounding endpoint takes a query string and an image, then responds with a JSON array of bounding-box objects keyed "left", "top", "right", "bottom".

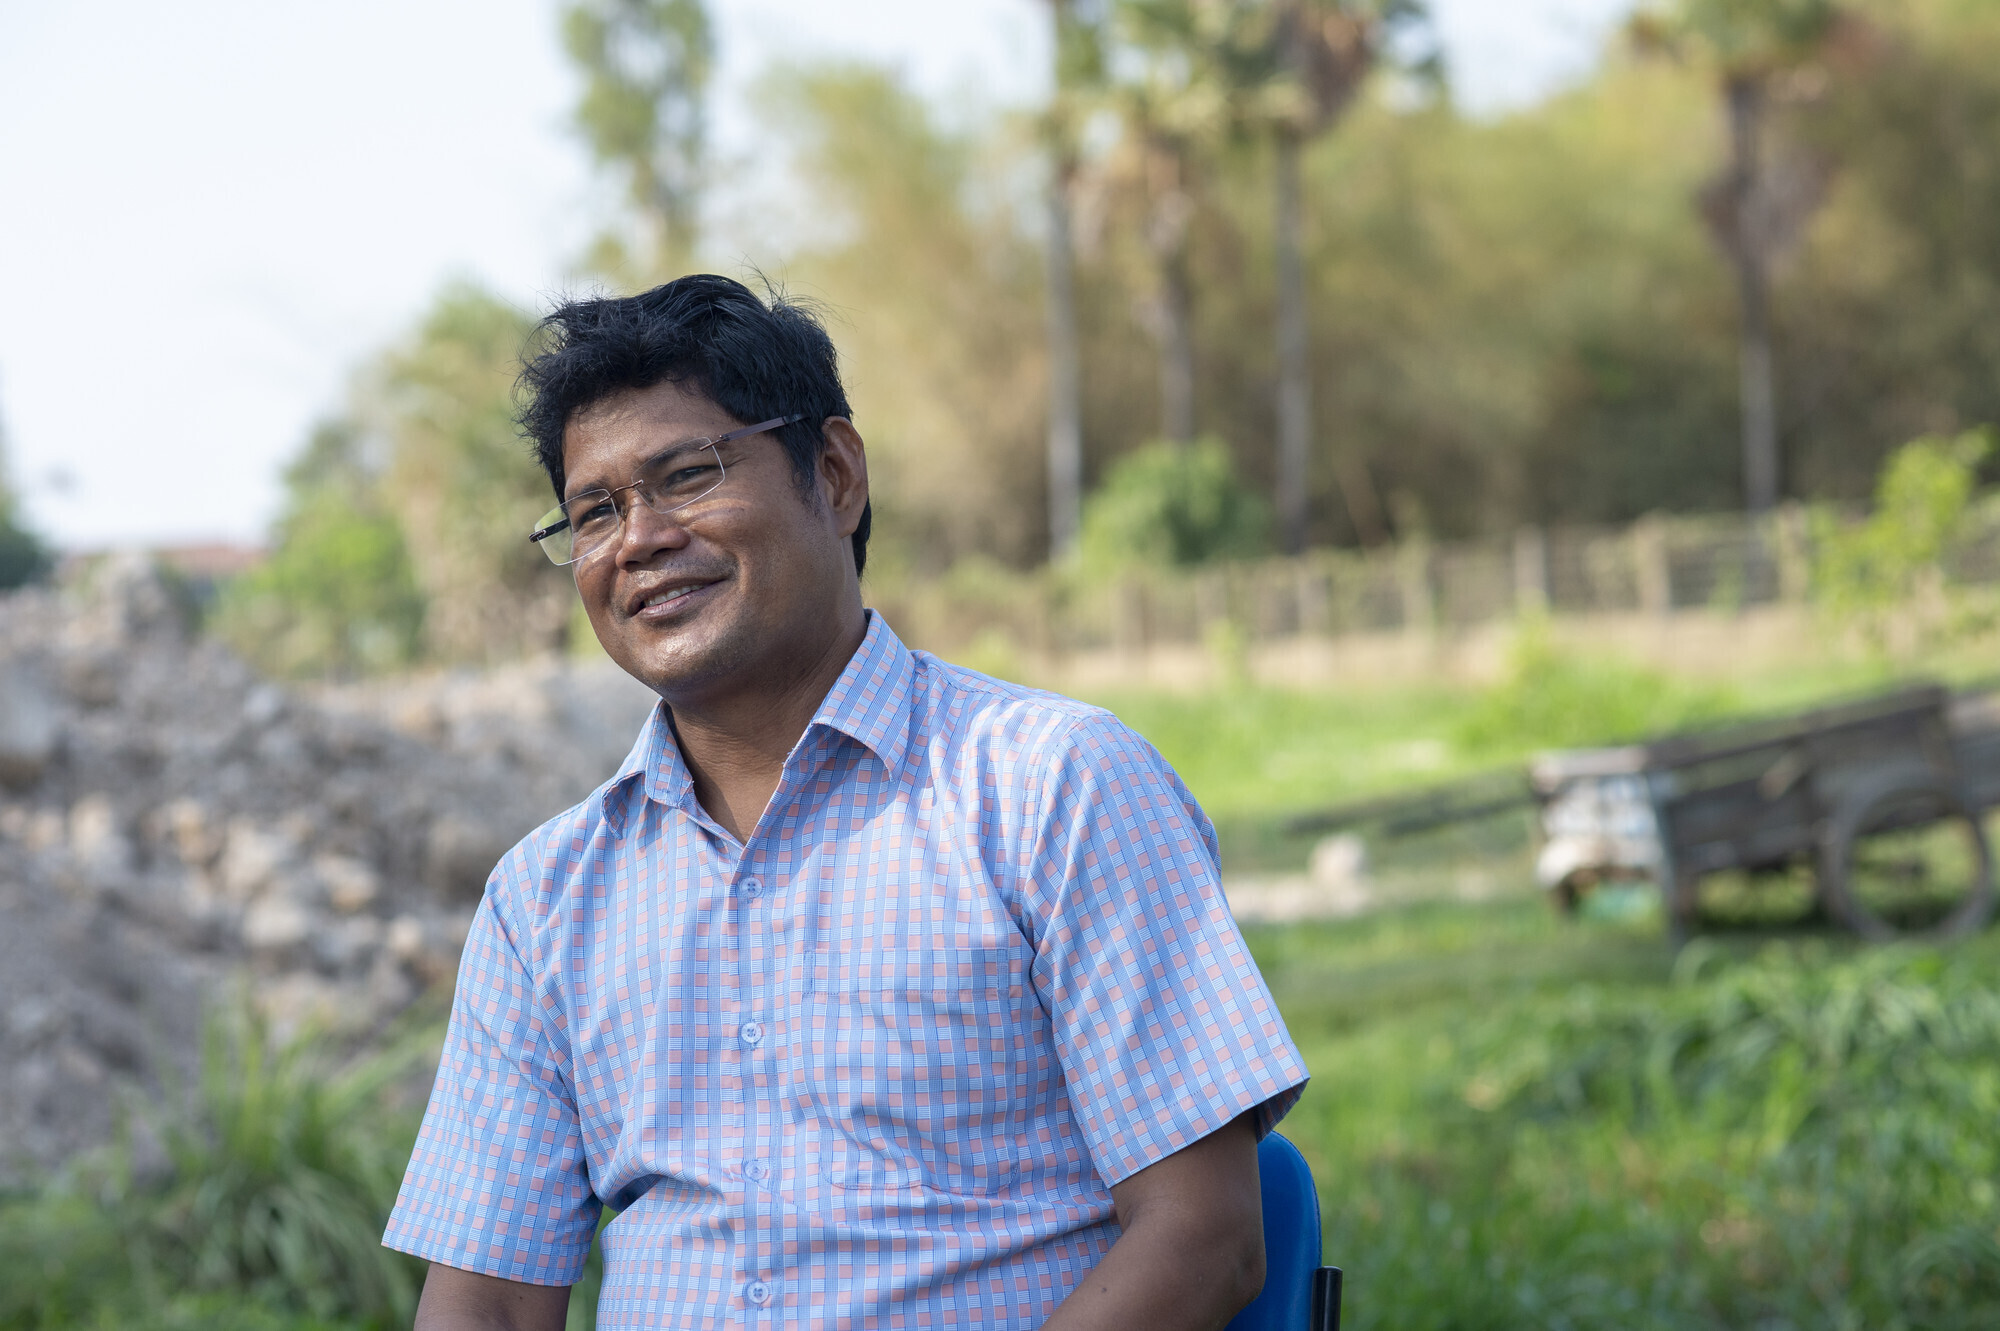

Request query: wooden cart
[
  {"left": 1533, "top": 684, "right": 2000, "bottom": 942},
  {"left": 1290, "top": 683, "right": 2000, "bottom": 942}
]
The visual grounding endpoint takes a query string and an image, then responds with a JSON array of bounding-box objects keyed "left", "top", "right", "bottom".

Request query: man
[{"left": 384, "top": 274, "right": 1308, "bottom": 1329}]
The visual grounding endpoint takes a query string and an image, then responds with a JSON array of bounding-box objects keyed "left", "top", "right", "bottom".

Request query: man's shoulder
[
  {"left": 907, "top": 652, "right": 1126, "bottom": 748},
  {"left": 904, "top": 652, "right": 1173, "bottom": 784},
  {"left": 484, "top": 773, "right": 635, "bottom": 916}
]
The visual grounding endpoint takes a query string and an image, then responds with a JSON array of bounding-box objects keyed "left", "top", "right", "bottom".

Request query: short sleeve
[
  {"left": 1025, "top": 712, "right": 1309, "bottom": 1187},
  {"left": 382, "top": 854, "right": 601, "bottom": 1284}
]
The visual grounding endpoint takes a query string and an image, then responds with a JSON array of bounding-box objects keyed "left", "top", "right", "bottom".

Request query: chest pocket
[{"left": 802, "top": 944, "right": 1041, "bottom": 1197}]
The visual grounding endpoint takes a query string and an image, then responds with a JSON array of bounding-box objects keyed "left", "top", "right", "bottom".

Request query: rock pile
[{"left": 0, "top": 556, "right": 655, "bottom": 1184}]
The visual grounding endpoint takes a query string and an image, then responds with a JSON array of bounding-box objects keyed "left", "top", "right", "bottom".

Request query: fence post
[
  {"left": 1632, "top": 515, "right": 1671, "bottom": 618},
  {"left": 1774, "top": 501, "right": 1811, "bottom": 604},
  {"left": 1397, "top": 540, "right": 1436, "bottom": 639},
  {"left": 1513, "top": 525, "right": 1550, "bottom": 616},
  {"left": 1297, "top": 558, "right": 1329, "bottom": 637}
]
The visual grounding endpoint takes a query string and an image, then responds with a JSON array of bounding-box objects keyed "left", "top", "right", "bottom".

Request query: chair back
[{"left": 1224, "top": 1131, "right": 1341, "bottom": 1331}]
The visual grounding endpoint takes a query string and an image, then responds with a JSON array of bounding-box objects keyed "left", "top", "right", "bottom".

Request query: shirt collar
[
  {"left": 804, "top": 609, "right": 915, "bottom": 778},
  {"left": 602, "top": 610, "right": 916, "bottom": 825}
]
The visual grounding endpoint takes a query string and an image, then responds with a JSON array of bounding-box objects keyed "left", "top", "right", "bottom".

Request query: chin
[{"left": 614, "top": 615, "right": 750, "bottom": 697}]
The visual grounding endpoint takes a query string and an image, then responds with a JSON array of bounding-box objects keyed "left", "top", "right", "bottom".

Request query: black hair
[{"left": 517, "top": 274, "right": 870, "bottom": 575}]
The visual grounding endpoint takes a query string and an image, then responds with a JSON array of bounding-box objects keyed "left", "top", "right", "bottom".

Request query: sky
[{"left": 0, "top": 0, "right": 1635, "bottom": 551}]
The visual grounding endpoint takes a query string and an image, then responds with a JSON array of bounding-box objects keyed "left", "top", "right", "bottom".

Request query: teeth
[{"left": 644, "top": 587, "right": 695, "bottom": 608}]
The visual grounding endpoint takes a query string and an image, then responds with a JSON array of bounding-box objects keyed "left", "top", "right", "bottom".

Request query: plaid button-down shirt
[{"left": 384, "top": 612, "right": 1307, "bottom": 1327}]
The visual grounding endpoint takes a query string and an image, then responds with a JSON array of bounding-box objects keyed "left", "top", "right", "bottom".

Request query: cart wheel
[{"left": 1819, "top": 772, "right": 1996, "bottom": 942}]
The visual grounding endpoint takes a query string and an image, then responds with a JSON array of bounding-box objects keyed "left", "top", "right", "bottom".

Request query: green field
[{"left": 8, "top": 654, "right": 1997, "bottom": 1329}]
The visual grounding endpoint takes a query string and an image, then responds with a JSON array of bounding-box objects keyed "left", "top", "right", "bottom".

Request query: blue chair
[{"left": 1226, "top": 1132, "right": 1343, "bottom": 1331}]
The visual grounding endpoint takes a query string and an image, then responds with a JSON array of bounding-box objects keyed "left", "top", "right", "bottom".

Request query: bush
[
  {"left": 1452, "top": 620, "right": 1736, "bottom": 754},
  {"left": 1813, "top": 427, "right": 1996, "bottom": 659},
  {"left": 212, "top": 421, "right": 426, "bottom": 678},
  {"left": 1076, "top": 438, "right": 1268, "bottom": 574},
  {"left": 0, "top": 1011, "right": 429, "bottom": 1330}
]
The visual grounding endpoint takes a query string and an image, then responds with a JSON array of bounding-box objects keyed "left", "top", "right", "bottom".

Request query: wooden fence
[{"left": 876, "top": 503, "right": 2000, "bottom": 659}]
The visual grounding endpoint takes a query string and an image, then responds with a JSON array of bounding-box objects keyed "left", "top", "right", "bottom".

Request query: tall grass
[
  {"left": 1258, "top": 905, "right": 2000, "bottom": 1330},
  {"left": 0, "top": 1011, "right": 428, "bottom": 1331}
]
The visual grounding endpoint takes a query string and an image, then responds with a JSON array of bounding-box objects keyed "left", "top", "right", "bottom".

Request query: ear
[{"left": 817, "top": 417, "right": 870, "bottom": 541}]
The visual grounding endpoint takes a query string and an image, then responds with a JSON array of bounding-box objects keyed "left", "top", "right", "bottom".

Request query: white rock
[
  {"left": 0, "top": 660, "right": 61, "bottom": 787},
  {"left": 155, "top": 798, "right": 219, "bottom": 867},
  {"left": 314, "top": 854, "right": 381, "bottom": 913},
  {"left": 1309, "top": 834, "right": 1370, "bottom": 892},
  {"left": 242, "top": 897, "right": 313, "bottom": 952},
  {"left": 386, "top": 915, "right": 427, "bottom": 961},
  {"left": 218, "top": 820, "right": 294, "bottom": 901},
  {"left": 68, "top": 794, "right": 133, "bottom": 880}
]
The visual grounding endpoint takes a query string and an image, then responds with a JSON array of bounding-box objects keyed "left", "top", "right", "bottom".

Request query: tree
[
  {"left": 211, "top": 420, "right": 426, "bottom": 677},
  {"left": 1258, "top": 0, "right": 1427, "bottom": 552},
  {"left": 1112, "top": 0, "right": 1247, "bottom": 446},
  {"left": 1040, "top": 0, "right": 1108, "bottom": 559},
  {"left": 563, "top": 0, "right": 714, "bottom": 282},
  {"left": 373, "top": 284, "right": 572, "bottom": 663},
  {"left": 1632, "top": 0, "right": 1844, "bottom": 513}
]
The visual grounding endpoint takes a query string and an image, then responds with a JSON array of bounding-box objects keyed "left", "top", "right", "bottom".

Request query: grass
[
  {"left": 1084, "top": 628, "right": 1907, "bottom": 871},
  {"left": 1254, "top": 900, "right": 2000, "bottom": 1330}
]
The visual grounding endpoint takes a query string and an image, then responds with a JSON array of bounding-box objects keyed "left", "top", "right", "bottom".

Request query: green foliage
[
  {"left": 213, "top": 421, "right": 425, "bottom": 678},
  {"left": 1258, "top": 902, "right": 2000, "bottom": 1329},
  {"left": 760, "top": 63, "right": 1048, "bottom": 570},
  {"left": 1452, "top": 620, "right": 1739, "bottom": 754},
  {"left": 375, "top": 282, "right": 572, "bottom": 664},
  {"left": 1076, "top": 438, "right": 1268, "bottom": 573},
  {"left": 0, "top": 416, "right": 52, "bottom": 590},
  {"left": 0, "top": 1011, "right": 428, "bottom": 1330},
  {"left": 563, "top": 0, "right": 713, "bottom": 279},
  {"left": 1813, "top": 427, "right": 1994, "bottom": 656}
]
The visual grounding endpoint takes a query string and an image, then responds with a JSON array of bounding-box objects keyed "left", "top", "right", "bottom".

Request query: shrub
[
  {"left": 0, "top": 1010, "right": 429, "bottom": 1330},
  {"left": 1813, "top": 427, "right": 1996, "bottom": 659},
  {"left": 1076, "top": 438, "right": 1268, "bottom": 575}
]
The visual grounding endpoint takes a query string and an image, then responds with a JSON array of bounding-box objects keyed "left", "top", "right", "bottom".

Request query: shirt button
[
  {"left": 743, "top": 1158, "right": 769, "bottom": 1182},
  {"left": 739, "top": 1020, "right": 764, "bottom": 1047},
  {"left": 746, "top": 1280, "right": 772, "bottom": 1306},
  {"left": 740, "top": 875, "right": 764, "bottom": 899}
]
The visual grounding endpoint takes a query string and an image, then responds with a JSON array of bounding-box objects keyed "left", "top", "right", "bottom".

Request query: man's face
[{"left": 560, "top": 381, "right": 866, "bottom": 702}]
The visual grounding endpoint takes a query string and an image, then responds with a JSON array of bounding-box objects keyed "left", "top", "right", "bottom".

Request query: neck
[{"left": 666, "top": 603, "right": 869, "bottom": 843}]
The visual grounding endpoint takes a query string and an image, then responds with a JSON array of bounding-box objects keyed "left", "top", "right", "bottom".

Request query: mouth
[{"left": 626, "top": 576, "right": 722, "bottom": 621}]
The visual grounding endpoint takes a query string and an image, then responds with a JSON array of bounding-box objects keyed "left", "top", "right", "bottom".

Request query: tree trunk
[
  {"left": 1155, "top": 238, "right": 1197, "bottom": 445},
  {"left": 1044, "top": 152, "right": 1084, "bottom": 558},
  {"left": 1274, "top": 128, "right": 1311, "bottom": 553},
  {"left": 1145, "top": 140, "right": 1198, "bottom": 445},
  {"left": 1043, "top": 0, "right": 1085, "bottom": 559},
  {"left": 1725, "top": 74, "right": 1780, "bottom": 513}
]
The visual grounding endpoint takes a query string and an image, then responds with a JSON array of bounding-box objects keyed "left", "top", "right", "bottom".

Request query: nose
[{"left": 612, "top": 499, "right": 694, "bottom": 567}]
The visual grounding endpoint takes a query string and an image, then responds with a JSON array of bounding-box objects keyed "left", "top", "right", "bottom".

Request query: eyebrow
[{"left": 565, "top": 436, "right": 720, "bottom": 502}]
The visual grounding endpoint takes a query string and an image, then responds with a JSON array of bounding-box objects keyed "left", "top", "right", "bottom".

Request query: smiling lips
[{"left": 630, "top": 579, "right": 718, "bottom": 619}]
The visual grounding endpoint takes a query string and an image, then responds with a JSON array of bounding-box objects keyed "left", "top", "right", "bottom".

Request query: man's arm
[
  {"left": 1042, "top": 1111, "right": 1266, "bottom": 1331},
  {"left": 413, "top": 1264, "right": 572, "bottom": 1331}
]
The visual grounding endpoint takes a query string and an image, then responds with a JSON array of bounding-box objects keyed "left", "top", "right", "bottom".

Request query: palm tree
[
  {"left": 1260, "top": 0, "right": 1425, "bottom": 552},
  {"left": 1113, "top": 1, "right": 1241, "bottom": 446},
  {"left": 1633, "top": 0, "right": 1843, "bottom": 513},
  {"left": 1041, "top": 0, "right": 1107, "bottom": 558},
  {"left": 562, "top": 0, "right": 714, "bottom": 282}
]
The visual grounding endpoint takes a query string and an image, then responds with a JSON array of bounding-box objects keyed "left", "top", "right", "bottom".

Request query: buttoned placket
[{"left": 721, "top": 725, "right": 835, "bottom": 1317}]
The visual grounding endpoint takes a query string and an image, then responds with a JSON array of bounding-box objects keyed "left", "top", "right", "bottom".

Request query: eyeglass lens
[{"left": 533, "top": 440, "right": 725, "bottom": 566}]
